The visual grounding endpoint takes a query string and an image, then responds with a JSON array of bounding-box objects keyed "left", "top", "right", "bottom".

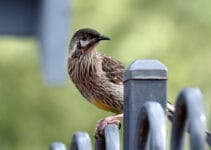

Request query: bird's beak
[{"left": 97, "top": 35, "right": 111, "bottom": 41}]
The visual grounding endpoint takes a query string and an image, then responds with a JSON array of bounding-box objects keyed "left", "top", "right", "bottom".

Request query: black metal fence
[{"left": 49, "top": 59, "right": 211, "bottom": 150}]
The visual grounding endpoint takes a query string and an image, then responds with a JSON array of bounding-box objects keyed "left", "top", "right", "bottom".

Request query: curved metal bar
[
  {"left": 49, "top": 142, "right": 66, "bottom": 150},
  {"left": 136, "top": 101, "right": 166, "bottom": 150},
  {"left": 95, "top": 124, "right": 120, "bottom": 150},
  {"left": 171, "top": 88, "right": 207, "bottom": 150},
  {"left": 206, "top": 130, "right": 211, "bottom": 146},
  {"left": 105, "top": 124, "right": 120, "bottom": 150},
  {"left": 95, "top": 138, "right": 105, "bottom": 150},
  {"left": 70, "top": 132, "right": 92, "bottom": 150}
]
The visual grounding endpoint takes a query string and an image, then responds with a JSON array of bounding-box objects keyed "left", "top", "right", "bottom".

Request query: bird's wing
[{"left": 101, "top": 54, "right": 125, "bottom": 84}]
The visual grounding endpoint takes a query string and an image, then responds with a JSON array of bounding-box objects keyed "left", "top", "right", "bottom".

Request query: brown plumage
[{"left": 68, "top": 28, "right": 124, "bottom": 114}]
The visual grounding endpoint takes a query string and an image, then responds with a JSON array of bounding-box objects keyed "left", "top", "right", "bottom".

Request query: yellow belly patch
[{"left": 91, "top": 99, "right": 121, "bottom": 113}]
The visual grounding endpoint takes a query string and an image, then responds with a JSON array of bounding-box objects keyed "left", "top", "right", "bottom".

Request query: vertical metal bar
[
  {"left": 208, "top": 104, "right": 211, "bottom": 147},
  {"left": 207, "top": 131, "right": 211, "bottom": 147},
  {"left": 123, "top": 59, "right": 168, "bottom": 150},
  {"left": 105, "top": 124, "right": 120, "bottom": 150},
  {"left": 50, "top": 142, "right": 67, "bottom": 150},
  {"left": 136, "top": 102, "right": 166, "bottom": 150},
  {"left": 70, "top": 132, "right": 92, "bottom": 150},
  {"left": 95, "top": 138, "right": 105, "bottom": 150},
  {"left": 38, "top": 0, "right": 70, "bottom": 84},
  {"left": 95, "top": 124, "right": 120, "bottom": 150},
  {"left": 171, "top": 88, "right": 206, "bottom": 150}
]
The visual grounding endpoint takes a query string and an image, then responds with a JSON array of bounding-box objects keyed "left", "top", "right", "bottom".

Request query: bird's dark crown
[{"left": 72, "top": 28, "right": 101, "bottom": 41}]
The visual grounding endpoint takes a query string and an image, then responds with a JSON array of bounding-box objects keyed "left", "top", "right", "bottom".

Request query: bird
[{"left": 67, "top": 28, "right": 175, "bottom": 138}]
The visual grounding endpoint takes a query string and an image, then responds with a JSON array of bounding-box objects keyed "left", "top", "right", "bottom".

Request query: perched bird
[{"left": 67, "top": 28, "right": 174, "bottom": 138}]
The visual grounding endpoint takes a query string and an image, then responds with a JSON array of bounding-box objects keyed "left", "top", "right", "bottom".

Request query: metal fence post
[
  {"left": 124, "top": 59, "right": 168, "bottom": 150},
  {"left": 171, "top": 88, "right": 207, "bottom": 150},
  {"left": 70, "top": 132, "right": 92, "bottom": 150}
]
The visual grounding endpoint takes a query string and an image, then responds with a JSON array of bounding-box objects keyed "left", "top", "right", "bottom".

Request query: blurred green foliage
[{"left": 0, "top": 0, "right": 211, "bottom": 149}]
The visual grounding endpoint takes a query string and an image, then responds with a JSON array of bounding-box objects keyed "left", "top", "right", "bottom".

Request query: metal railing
[
  {"left": 171, "top": 88, "right": 206, "bottom": 150},
  {"left": 95, "top": 124, "right": 120, "bottom": 150},
  {"left": 49, "top": 59, "right": 211, "bottom": 150}
]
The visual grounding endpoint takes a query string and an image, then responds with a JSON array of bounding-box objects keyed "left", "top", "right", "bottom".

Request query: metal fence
[{"left": 49, "top": 59, "right": 211, "bottom": 150}]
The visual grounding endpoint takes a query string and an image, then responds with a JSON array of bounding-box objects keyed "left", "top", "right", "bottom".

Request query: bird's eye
[{"left": 82, "top": 37, "right": 87, "bottom": 41}]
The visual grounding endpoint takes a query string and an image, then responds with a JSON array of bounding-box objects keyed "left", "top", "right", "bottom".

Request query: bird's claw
[{"left": 94, "top": 116, "right": 121, "bottom": 139}]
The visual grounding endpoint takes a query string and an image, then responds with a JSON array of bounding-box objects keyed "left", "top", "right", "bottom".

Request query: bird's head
[{"left": 69, "top": 28, "right": 110, "bottom": 56}]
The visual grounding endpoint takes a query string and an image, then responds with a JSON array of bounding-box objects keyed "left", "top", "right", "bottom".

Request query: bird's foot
[{"left": 94, "top": 114, "right": 123, "bottom": 139}]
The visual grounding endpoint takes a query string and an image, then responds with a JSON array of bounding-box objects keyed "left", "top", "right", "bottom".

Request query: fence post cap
[{"left": 124, "top": 59, "right": 168, "bottom": 81}]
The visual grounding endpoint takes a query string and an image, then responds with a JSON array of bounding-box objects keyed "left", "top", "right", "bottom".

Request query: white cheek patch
[{"left": 80, "top": 40, "right": 90, "bottom": 47}]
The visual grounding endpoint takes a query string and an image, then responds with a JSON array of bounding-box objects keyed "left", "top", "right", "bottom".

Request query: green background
[{"left": 0, "top": 0, "right": 211, "bottom": 149}]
